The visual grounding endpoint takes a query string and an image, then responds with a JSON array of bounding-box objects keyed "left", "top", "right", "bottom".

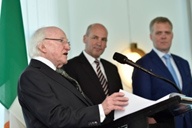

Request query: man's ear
[
  {"left": 83, "top": 35, "right": 86, "bottom": 44},
  {"left": 38, "top": 43, "right": 47, "bottom": 53},
  {"left": 150, "top": 34, "right": 152, "bottom": 41}
]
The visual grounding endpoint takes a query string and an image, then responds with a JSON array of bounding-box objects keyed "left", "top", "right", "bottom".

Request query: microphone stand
[
  {"left": 113, "top": 52, "right": 182, "bottom": 94},
  {"left": 124, "top": 59, "right": 182, "bottom": 94}
]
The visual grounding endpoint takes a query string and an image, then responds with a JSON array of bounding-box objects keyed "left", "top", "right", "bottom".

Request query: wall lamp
[
  {"left": 117, "top": 43, "right": 145, "bottom": 92},
  {"left": 130, "top": 43, "right": 145, "bottom": 57}
]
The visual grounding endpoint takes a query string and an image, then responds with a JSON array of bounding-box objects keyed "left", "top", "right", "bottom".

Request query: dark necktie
[
  {"left": 163, "top": 54, "right": 180, "bottom": 89},
  {"left": 94, "top": 59, "right": 109, "bottom": 96},
  {"left": 56, "top": 68, "right": 86, "bottom": 97}
]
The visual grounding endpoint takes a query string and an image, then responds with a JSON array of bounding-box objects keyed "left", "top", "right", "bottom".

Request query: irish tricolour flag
[{"left": 0, "top": 0, "right": 27, "bottom": 127}]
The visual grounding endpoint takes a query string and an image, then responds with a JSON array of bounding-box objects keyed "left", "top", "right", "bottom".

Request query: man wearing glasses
[{"left": 17, "top": 26, "right": 128, "bottom": 128}]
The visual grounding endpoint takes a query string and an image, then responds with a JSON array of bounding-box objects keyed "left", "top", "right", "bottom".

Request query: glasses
[{"left": 44, "top": 38, "right": 70, "bottom": 46}]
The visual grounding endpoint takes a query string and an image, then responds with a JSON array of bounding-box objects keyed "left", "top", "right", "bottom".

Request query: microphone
[{"left": 113, "top": 52, "right": 182, "bottom": 93}]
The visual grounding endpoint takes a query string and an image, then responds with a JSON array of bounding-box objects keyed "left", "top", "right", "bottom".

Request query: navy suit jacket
[
  {"left": 132, "top": 50, "right": 192, "bottom": 128},
  {"left": 63, "top": 52, "right": 123, "bottom": 123},
  {"left": 18, "top": 59, "right": 101, "bottom": 128}
]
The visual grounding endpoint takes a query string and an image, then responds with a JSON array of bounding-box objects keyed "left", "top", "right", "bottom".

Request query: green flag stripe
[{"left": 0, "top": 0, "right": 28, "bottom": 109}]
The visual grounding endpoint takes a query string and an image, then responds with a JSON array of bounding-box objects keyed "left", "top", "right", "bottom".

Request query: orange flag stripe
[{"left": 4, "top": 121, "right": 9, "bottom": 128}]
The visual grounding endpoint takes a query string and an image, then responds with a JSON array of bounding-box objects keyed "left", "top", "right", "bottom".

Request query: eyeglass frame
[{"left": 43, "top": 38, "right": 70, "bottom": 46}]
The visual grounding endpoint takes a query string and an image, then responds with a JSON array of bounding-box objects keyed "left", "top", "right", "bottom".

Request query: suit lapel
[
  {"left": 78, "top": 53, "right": 101, "bottom": 83},
  {"left": 172, "top": 55, "right": 185, "bottom": 91},
  {"left": 149, "top": 50, "right": 175, "bottom": 81},
  {"left": 30, "top": 59, "right": 93, "bottom": 106},
  {"left": 149, "top": 51, "right": 182, "bottom": 92},
  {"left": 78, "top": 53, "right": 107, "bottom": 96},
  {"left": 52, "top": 73, "right": 93, "bottom": 106}
]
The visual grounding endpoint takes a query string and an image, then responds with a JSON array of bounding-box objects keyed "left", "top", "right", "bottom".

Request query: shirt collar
[
  {"left": 153, "top": 47, "right": 171, "bottom": 58},
  {"left": 83, "top": 50, "right": 101, "bottom": 64},
  {"left": 33, "top": 56, "right": 56, "bottom": 70}
]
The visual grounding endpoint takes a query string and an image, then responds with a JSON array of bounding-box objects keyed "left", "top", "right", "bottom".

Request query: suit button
[{"left": 88, "top": 121, "right": 98, "bottom": 126}]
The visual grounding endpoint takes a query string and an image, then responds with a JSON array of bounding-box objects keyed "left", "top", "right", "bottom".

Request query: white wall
[
  {"left": 20, "top": 0, "right": 192, "bottom": 65},
  {"left": 19, "top": 0, "right": 192, "bottom": 91},
  {"left": 1, "top": 0, "right": 192, "bottom": 126},
  {"left": 0, "top": 104, "right": 4, "bottom": 128},
  {"left": 128, "top": 0, "right": 192, "bottom": 62},
  {"left": 67, "top": 0, "right": 131, "bottom": 61}
]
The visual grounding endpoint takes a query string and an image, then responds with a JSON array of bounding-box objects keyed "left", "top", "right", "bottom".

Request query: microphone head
[{"left": 113, "top": 52, "right": 128, "bottom": 64}]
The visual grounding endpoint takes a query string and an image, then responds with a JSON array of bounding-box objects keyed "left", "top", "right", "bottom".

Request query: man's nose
[
  {"left": 161, "top": 33, "right": 166, "bottom": 39},
  {"left": 65, "top": 43, "right": 71, "bottom": 51},
  {"left": 96, "top": 39, "right": 102, "bottom": 45}
]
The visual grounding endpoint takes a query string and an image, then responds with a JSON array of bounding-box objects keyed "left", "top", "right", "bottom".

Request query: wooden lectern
[{"left": 97, "top": 95, "right": 192, "bottom": 128}]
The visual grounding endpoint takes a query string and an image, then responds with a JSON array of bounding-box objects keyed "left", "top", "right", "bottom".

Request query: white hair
[{"left": 28, "top": 27, "right": 47, "bottom": 58}]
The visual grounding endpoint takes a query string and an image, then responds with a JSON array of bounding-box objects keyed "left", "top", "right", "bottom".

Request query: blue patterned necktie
[{"left": 163, "top": 54, "right": 180, "bottom": 89}]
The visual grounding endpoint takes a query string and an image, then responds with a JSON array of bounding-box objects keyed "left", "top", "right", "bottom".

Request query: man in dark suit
[
  {"left": 63, "top": 23, "right": 123, "bottom": 123},
  {"left": 17, "top": 26, "right": 128, "bottom": 128},
  {"left": 132, "top": 17, "right": 192, "bottom": 128}
]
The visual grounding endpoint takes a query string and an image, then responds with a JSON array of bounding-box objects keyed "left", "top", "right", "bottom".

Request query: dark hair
[{"left": 150, "top": 17, "right": 173, "bottom": 33}]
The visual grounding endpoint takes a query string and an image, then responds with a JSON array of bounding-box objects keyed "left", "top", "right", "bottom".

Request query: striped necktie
[
  {"left": 56, "top": 68, "right": 86, "bottom": 97},
  {"left": 94, "top": 59, "right": 109, "bottom": 96},
  {"left": 163, "top": 54, "right": 180, "bottom": 89}
]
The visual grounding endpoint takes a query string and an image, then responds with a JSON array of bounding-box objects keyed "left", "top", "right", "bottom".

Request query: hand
[
  {"left": 102, "top": 92, "right": 129, "bottom": 115},
  {"left": 148, "top": 117, "right": 157, "bottom": 124}
]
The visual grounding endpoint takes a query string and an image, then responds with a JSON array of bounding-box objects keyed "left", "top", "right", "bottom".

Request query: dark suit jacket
[
  {"left": 132, "top": 50, "right": 192, "bottom": 128},
  {"left": 63, "top": 52, "right": 123, "bottom": 122},
  {"left": 18, "top": 59, "right": 101, "bottom": 128}
]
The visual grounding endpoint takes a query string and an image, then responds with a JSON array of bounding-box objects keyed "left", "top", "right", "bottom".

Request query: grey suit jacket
[{"left": 18, "top": 59, "right": 101, "bottom": 128}]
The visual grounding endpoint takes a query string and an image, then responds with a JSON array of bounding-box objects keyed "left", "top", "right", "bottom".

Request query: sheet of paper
[{"left": 114, "top": 89, "right": 170, "bottom": 120}]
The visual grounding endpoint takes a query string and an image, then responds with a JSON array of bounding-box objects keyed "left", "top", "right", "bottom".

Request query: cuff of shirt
[{"left": 99, "top": 104, "right": 106, "bottom": 122}]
